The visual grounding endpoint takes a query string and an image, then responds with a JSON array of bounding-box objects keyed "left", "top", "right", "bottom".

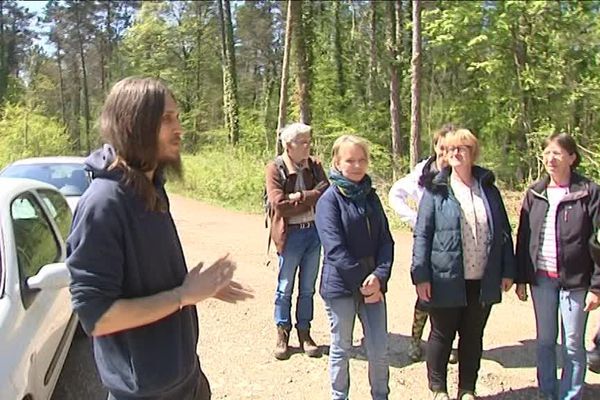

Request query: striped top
[{"left": 536, "top": 186, "right": 569, "bottom": 274}]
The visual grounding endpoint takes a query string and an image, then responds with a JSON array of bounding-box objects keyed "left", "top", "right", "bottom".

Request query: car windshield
[{"left": 1, "top": 163, "right": 90, "bottom": 196}]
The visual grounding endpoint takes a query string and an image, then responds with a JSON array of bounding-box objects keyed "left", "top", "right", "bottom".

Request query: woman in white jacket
[{"left": 389, "top": 123, "right": 456, "bottom": 362}]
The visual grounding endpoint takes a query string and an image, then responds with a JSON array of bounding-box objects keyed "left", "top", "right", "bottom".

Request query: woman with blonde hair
[
  {"left": 316, "top": 135, "right": 394, "bottom": 400},
  {"left": 411, "top": 129, "right": 516, "bottom": 400}
]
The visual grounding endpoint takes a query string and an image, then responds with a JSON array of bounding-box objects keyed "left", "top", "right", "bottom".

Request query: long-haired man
[{"left": 67, "top": 77, "right": 252, "bottom": 400}]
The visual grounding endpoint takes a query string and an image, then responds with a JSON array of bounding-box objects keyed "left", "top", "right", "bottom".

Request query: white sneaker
[{"left": 458, "top": 391, "right": 476, "bottom": 400}]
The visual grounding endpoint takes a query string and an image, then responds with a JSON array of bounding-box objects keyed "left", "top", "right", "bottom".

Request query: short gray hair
[{"left": 279, "top": 123, "right": 312, "bottom": 146}]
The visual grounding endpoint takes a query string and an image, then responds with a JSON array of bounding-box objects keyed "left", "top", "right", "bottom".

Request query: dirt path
[
  {"left": 53, "top": 194, "right": 600, "bottom": 400},
  {"left": 166, "top": 194, "right": 600, "bottom": 400}
]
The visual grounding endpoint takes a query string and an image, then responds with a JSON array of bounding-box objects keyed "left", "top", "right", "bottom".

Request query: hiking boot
[
  {"left": 588, "top": 347, "right": 600, "bottom": 373},
  {"left": 431, "top": 391, "right": 450, "bottom": 400},
  {"left": 449, "top": 348, "right": 458, "bottom": 364},
  {"left": 407, "top": 339, "right": 423, "bottom": 362},
  {"left": 297, "top": 328, "right": 321, "bottom": 358},
  {"left": 457, "top": 389, "right": 476, "bottom": 400},
  {"left": 274, "top": 326, "right": 291, "bottom": 360}
]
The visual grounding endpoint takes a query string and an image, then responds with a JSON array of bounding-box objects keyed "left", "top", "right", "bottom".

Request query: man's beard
[{"left": 159, "top": 153, "right": 184, "bottom": 182}]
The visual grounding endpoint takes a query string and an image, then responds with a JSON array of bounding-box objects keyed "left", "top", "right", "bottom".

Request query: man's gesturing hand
[{"left": 179, "top": 254, "right": 237, "bottom": 306}]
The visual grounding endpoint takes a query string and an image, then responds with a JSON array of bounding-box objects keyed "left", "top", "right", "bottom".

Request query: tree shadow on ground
[
  {"left": 316, "top": 333, "right": 417, "bottom": 369},
  {"left": 482, "top": 339, "right": 537, "bottom": 368},
  {"left": 477, "top": 384, "right": 600, "bottom": 399}
]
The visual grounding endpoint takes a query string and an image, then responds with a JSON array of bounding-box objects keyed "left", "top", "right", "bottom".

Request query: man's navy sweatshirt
[{"left": 67, "top": 145, "right": 201, "bottom": 399}]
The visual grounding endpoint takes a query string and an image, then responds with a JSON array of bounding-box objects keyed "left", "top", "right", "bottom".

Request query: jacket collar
[
  {"left": 429, "top": 165, "right": 495, "bottom": 192},
  {"left": 282, "top": 152, "right": 309, "bottom": 174},
  {"left": 417, "top": 156, "right": 439, "bottom": 188},
  {"left": 530, "top": 172, "right": 590, "bottom": 202}
]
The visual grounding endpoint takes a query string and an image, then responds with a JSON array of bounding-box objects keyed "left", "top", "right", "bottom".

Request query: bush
[
  {"left": 167, "top": 146, "right": 267, "bottom": 213},
  {"left": 0, "top": 103, "right": 71, "bottom": 168}
]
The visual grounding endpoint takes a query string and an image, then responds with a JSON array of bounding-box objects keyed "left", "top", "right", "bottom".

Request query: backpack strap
[
  {"left": 274, "top": 155, "right": 289, "bottom": 188},
  {"left": 307, "top": 157, "right": 324, "bottom": 187},
  {"left": 265, "top": 156, "right": 290, "bottom": 262}
]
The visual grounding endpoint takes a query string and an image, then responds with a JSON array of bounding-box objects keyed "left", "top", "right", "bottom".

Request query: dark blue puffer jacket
[
  {"left": 411, "top": 166, "right": 516, "bottom": 307},
  {"left": 316, "top": 185, "right": 394, "bottom": 300}
]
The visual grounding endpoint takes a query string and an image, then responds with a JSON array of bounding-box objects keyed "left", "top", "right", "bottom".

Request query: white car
[
  {"left": 0, "top": 177, "right": 77, "bottom": 400},
  {"left": 0, "top": 157, "right": 90, "bottom": 212}
]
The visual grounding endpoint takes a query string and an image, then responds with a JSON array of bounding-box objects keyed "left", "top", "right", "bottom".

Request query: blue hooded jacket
[{"left": 67, "top": 145, "right": 201, "bottom": 399}]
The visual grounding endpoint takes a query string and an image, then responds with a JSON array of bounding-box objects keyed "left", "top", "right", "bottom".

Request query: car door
[{"left": 10, "top": 189, "right": 73, "bottom": 399}]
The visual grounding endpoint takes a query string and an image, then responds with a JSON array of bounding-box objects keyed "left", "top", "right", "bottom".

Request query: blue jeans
[
  {"left": 531, "top": 274, "right": 589, "bottom": 400},
  {"left": 274, "top": 225, "right": 321, "bottom": 330},
  {"left": 324, "top": 296, "right": 389, "bottom": 400}
]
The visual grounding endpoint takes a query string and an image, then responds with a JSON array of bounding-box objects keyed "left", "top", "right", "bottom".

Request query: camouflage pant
[{"left": 411, "top": 298, "right": 429, "bottom": 341}]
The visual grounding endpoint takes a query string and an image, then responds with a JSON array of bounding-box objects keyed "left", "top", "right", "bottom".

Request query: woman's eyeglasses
[{"left": 446, "top": 145, "right": 471, "bottom": 155}]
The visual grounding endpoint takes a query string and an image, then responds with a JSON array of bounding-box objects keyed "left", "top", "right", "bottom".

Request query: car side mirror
[{"left": 27, "top": 263, "right": 71, "bottom": 290}]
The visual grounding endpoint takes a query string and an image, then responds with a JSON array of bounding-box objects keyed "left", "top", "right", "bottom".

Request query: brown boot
[
  {"left": 274, "top": 326, "right": 291, "bottom": 360},
  {"left": 297, "top": 328, "right": 321, "bottom": 358}
]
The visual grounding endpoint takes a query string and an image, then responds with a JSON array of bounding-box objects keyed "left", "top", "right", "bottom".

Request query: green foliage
[
  {"left": 421, "top": 1, "right": 600, "bottom": 185},
  {"left": 167, "top": 145, "right": 267, "bottom": 213},
  {"left": 0, "top": 104, "right": 71, "bottom": 168},
  {"left": 0, "top": 0, "right": 597, "bottom": 222}
]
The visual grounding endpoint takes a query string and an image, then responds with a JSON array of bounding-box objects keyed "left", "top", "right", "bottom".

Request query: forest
[{"left": 0, "top": 0, "right": 599, "bottom": 212}]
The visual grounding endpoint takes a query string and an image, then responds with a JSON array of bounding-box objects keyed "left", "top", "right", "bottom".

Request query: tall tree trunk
[
  {"left": 217, "top": 0, "right": 240, "bottom": 145},
  {"left": 367, "top": 0, "right": 377, "bottom": 106},
  {"left": 410, "top": 0, "right": 422, "bottom": 168},
  {"left": 332, "top": 0, "right": 345, "bottom": 99},
  {"left": 388, "top": 1, "right": 402, "bottom": 172},
  {"left": 216, "top": 0, "right": 229, "bottom": 131},
  {"left": 276, "top": 0, "right": 294, "bottom": 154},
  {"left": 103, "top": 1, "right": 113, "bottom": 91},
  {"left": 510, "top": 15, "right": 532, "bottom": 182},
  {"left": 192, "top": 2, "right": 207, "bottom": 152},
  {"left": 301, "top": 1, "right": 314, "bottom": 99},
  {"left": 262, "top": 65, "right": 274, "bottom": 151},
  {"left": 78, "top": 38, "right": 90, "bottom": 153},
  {"left": 56, "top": 41, "right": 67, "bottom": 128},
  {"left": 223, "top": 0, "right": 240, "bottom": 144},
  {"left": 75, "top": 5, "right": 91, "bottom": 153},
  {"left": 291, "top": 0, "right": 311, "bottom": 125},
  {"left": 0, "top": 1, "right": 6, "bottom": 103},
  {"left": 70, "top": 56, "right": 82, "bottom": 153}
]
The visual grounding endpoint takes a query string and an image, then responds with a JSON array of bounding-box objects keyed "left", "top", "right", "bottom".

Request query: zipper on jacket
[
  {"left": 531, "top": 189, "right": 560, "bottom": 279},
  {"left": 554, "top": 206, "right": 562, "bottom": 282},
  {"left": 529, "top": 181, "right": 590, "bottom": 287}
]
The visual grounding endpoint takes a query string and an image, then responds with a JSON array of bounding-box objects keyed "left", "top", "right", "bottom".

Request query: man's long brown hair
[{"left": 100, "top": 77, "right": 174, "bottom": 212}]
